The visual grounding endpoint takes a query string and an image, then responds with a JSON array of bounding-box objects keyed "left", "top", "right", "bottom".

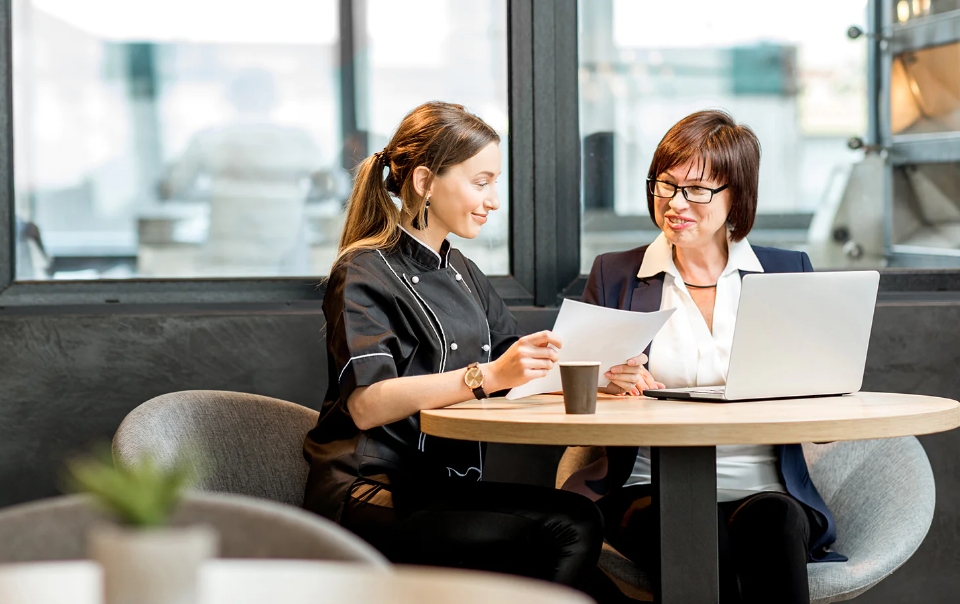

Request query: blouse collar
[
  {"left": 398, "top": 226, "right": 451, "bottom": 270},
  {"left": 636, "top": 232, "right": 763, "bottom": 280}
]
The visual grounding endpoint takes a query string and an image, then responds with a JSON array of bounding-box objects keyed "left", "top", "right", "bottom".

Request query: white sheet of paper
[{"left": 505, "top": 299, "right": 675, "bottom": 400}]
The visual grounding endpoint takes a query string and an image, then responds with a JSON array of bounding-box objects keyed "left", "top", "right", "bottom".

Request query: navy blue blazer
[{"left": 574, "top": 243, "right": 845, "bottom": 563}]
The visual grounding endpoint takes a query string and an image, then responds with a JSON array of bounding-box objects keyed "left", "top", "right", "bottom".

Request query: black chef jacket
[{"left": 303, "top": 228, "right": 522, "bottom": 521}]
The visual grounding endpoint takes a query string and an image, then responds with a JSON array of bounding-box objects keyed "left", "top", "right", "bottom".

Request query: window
[
  {"left": 578, "top": 0, "right": 870, "bottom": 272},
  {"left": 362, "top": 0, "right": 509, "bottom": 275},
  {"left": 892, "top": 41, "right": 960, "bottom": 136},
  {"left": 888, "top": 21, "right": 960, "bottom": 260},
  {"left": 12, "top": 0, "right": 509, "bottom": 281}
]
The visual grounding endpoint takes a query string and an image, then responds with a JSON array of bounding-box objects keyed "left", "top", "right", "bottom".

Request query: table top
[
  {"left": 420, "top": 392, "right": 960, "bottom": 446},
  {"left": 0, "top": 560, "right": 592, "bottom": 604}
]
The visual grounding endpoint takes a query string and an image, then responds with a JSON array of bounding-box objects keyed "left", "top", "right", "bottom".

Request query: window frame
[
  {"left": 4, "top": 0, "right": 956, "bottom": 314},
  {"left": 0, "top": 0, "right": 583, "bottom": 310}
]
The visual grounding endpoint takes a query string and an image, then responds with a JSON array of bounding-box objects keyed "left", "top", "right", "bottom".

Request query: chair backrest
[
  {"left": 555, "top": 439, "right": 936, "bottom": 603},
  {"left": 0, "top": 493, "right": 388, "bottom": 566},
  {"left": 802, "top": 437, "right": 935, "bottom": 565},
  {"left": 555, "top": 446, "right": 605, "bottom": 490},
  {"left": 113, "top": 390, "right": 319, "bottom": 507}
]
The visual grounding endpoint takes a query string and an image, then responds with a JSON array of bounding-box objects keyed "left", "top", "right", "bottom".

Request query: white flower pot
[{"left": 88, "top": 524, "right": 219, "bottom": 604}]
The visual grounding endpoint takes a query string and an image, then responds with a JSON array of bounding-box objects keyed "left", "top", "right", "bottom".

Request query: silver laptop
[{"left": 643, "top": 270, "right": 880, "bottom": 402}]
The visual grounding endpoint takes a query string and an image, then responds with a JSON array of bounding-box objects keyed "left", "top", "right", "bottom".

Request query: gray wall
[
  {"left": 0, "top": 301, "right": 958, "bottom": 601},
  {"left": 851, "top": 301, "right": 960, "bottom": 604}
]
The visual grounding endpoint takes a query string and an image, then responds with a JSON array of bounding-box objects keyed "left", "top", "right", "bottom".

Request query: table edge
[{"left": 420, "top": 395, "right": 960, "bottom": 446}]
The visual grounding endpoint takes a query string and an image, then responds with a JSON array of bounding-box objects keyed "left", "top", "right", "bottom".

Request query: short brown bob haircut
[{"left": 646, "top": 110, "right": 761, "bottom": 242}]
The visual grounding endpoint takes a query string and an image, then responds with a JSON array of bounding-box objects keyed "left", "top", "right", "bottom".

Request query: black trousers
[
  {"left": 340, "top": 479, "right": 605, "bottom": 588},
  {"left": 597, "top": 485, "right": 814, "bottom": 604}
]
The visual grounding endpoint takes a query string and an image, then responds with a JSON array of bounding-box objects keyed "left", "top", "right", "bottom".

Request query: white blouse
[{"left": 626, "top": 233, "right": 785, "bottom": 502}]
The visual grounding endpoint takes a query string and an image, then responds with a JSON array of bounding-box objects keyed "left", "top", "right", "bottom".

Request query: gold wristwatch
[{"left": 464, "top": 362, "right": 487, "bottom": 400}]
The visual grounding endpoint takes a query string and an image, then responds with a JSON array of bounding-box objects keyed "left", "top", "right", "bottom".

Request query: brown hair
[
  {"left": 647, "top": 110, "right": 761, "bottom": 241},
  {"left": 334, "top": 101, "right": 500, "bottom": 268}
]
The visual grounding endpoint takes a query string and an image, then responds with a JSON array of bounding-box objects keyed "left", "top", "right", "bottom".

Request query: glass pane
[
  {"left": 578, "top": 0, "right": 871, "bottom": 271},
  {"left": 13, "top": 0, "right": 341, "bottom": 280},
  {"left": 891, "top": 42, "right": 960, "bottom": 135},
  {"left": 364, "top": 0, "right": 509, "bottom": 275},
  {"left": 12, "top": 0, "right": 510, "bottom": 280},
  {"left": 891, "top": 163, "right": 960, "bottom": 257},
  {"left": 893, "top": 0, "right": 960, "bottom": 23}
]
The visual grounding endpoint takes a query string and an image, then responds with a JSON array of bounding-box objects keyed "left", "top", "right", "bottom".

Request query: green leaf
[{"left": 63, "top": 445, "right": 201, "bottom": 527}]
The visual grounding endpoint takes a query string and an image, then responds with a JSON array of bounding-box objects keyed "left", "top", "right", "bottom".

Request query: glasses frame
[{"left": 646, "top": 178, "right": 729, "bottom": 204}]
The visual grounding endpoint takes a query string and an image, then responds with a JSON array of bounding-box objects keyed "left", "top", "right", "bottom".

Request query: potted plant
[{"left": 66, "top": 450, "right": 218, "bottom": 604}]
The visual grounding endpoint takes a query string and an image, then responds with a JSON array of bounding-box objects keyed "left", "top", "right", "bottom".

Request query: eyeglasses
[{"left": 646, "top": 178, "right": 728, "bottom": 204}]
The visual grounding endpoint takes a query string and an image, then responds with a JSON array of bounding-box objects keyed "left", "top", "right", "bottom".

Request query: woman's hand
[
  {"left": 601, "top": 354, "right": 665, "bottom": 396},
  {"left": 483, "top": 331, "right": 562, "bottom": 392}
]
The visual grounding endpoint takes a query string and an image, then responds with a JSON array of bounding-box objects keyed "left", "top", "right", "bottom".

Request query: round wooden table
[
  {"left": 0, "top": 559, "right": 593, "bottom": 604},
  {"left": 421, "top": 392, "right": 960, "bottom": 604}
]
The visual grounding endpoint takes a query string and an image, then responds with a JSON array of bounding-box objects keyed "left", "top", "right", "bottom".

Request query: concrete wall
[
  {"left": 0, "top": 301, "right": 958, "bottom": 601},
  {"left": 850, "top": 301, "right": 960, "bottom": 604}
]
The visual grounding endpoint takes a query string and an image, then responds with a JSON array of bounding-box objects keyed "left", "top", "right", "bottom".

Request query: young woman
[
  {"left": 302, "top": 102, "right": 613, "bottom": 588},
  {"left": 564, "top": 110, "right": 845, "bottom": 604}
]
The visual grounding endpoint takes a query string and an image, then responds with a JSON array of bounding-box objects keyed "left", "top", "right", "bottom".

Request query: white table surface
[{"left": 0, "top": 559, "right": 593, "bottom": 604}]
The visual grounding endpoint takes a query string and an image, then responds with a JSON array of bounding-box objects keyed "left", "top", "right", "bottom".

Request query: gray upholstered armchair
[
  {"left": 113, "top": 390, "right": 319, "bottom": 507},
  {"left": 556, "top": 437, "right": 935, "bottom": 603},
  {"left": 0, "top": 492, "right": 387, "bottom": 565}
]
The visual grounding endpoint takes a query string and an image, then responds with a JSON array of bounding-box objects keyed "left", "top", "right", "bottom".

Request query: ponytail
[{"left": 333, "top": 154, "right": 401, "bottom": 269}]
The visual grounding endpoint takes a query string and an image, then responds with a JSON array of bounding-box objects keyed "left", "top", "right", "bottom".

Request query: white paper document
[{"left": 506, "top": 299, "right": 675, "bottom": 400}]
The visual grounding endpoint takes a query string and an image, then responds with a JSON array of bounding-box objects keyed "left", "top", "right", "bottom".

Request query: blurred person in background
[{"left": 157, "top": 68, "right": 328, "bottom": 276}]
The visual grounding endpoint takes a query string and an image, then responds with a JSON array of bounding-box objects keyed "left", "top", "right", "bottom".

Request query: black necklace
[{"left": 684, "top": 282, "right": 717, "bottom": 289}]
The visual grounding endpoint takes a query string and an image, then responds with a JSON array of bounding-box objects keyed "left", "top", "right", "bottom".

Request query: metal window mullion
[
  {"left": 880, "top": 0, "right": 895, "bottom": 256},
  {"left": 338, "top": 0, "right": 367, "bottom": 170},
  {"left": 553, "top": 0, "right": 581, "bottom": 299},
  {"left": 0, "top": 0, "right": 14, "bottom": 294},
  {"left": 525, "top": 0, "right": 581, "bottom": 307},
  {"left": 532, "top": 0, "right": 558, "bottom": 307},
  {"left": 508, "top": 0, "right": 536, "bottom": 299},
  {"left": 889, "top": 9, "right": 960, "bottom": 53},
  {"left": 866, "top": 0, "right": 881, "bottom": 147}
]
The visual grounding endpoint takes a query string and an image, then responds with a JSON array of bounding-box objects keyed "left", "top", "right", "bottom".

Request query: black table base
[{"left": 651, "top": 445, "right": 719, "bottom": 604}]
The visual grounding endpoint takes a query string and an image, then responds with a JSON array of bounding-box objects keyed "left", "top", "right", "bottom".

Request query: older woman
[{"left": 564, "top": 110, "right": 844, "bottom": 604}]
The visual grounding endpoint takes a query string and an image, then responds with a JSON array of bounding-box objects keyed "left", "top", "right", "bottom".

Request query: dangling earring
[{"left": 414, "top": 196, "right": 430, "bottom": 230}]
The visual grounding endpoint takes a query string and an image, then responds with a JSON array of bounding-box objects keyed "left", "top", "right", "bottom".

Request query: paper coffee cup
[{"left": 559, "top": 362, "right": 600, "bottom": 414}]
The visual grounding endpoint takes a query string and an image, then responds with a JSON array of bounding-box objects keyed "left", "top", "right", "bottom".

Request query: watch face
[{"left": 464, "top": 366, "right": 484, "bottom": 389}]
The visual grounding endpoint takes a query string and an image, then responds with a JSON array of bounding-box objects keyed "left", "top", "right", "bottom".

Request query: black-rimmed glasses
[{"left": 646, "top": 178, "right": 728, "bottom": 204}]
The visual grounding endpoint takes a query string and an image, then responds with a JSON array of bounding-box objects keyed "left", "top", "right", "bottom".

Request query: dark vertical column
[
  {"left": 338, "top": 0, "right": 367, "bottom": 172},
  {"left": 553, "top": 0, "right": 581, "bottom": 293},
  {"left": 1, "top": 0, "right": 15, "bottom": 290},
  {"left": 651, "top": 445, "right": 719, "bottom": 604},
  {"left": 508, "top": 0, "right": 536, "bottom": 297},
  {"left": 866, "top": 0, "right": 882, "bottom": 148},
  {"left": 531, "top": 0, "right": 557, "bottom": 307},
  {"left": 878, "top": 0, "right": 894, "bottom": 253},
  {"left": 508, "top": 0, "right": 580, "bottom": 305},
  {"left": 582, "top": 132, "right": 614, "bottom": 210}
]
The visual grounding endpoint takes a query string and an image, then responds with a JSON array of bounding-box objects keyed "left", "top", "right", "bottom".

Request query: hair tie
[{"left": 374, "top": 148, "right": 390, "bottom": 167}]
